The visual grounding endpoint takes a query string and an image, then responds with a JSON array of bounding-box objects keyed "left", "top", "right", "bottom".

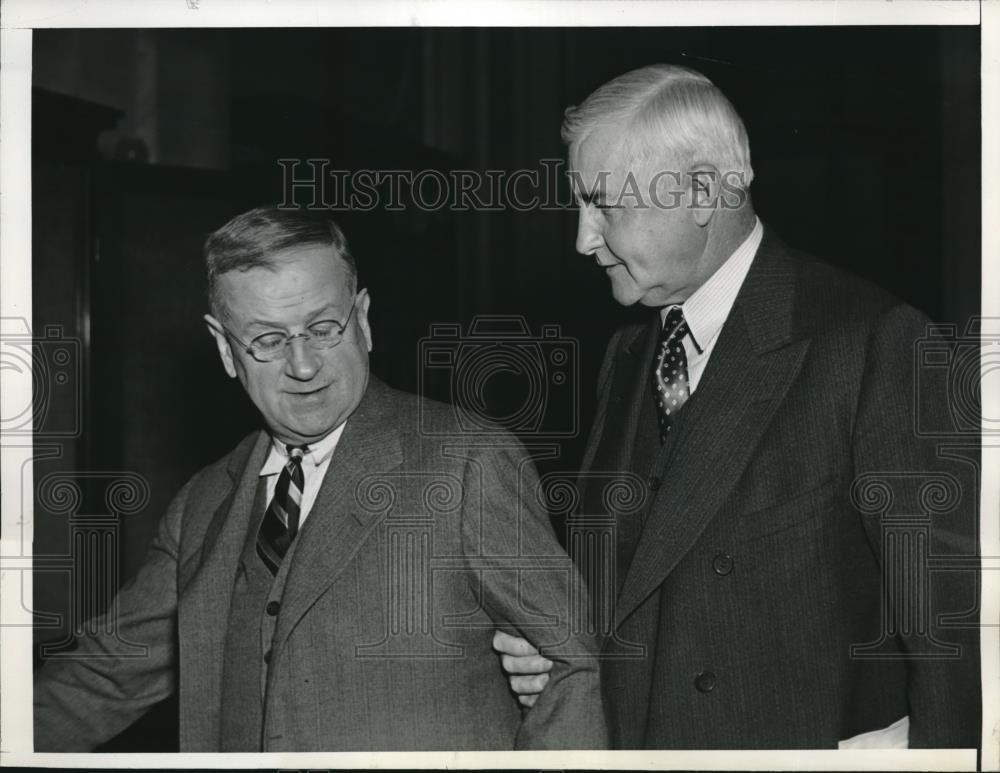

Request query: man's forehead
[
  {"left": 568, "top": 126, "right": 646, "bottom": 195},
  {"left": 218, "top": 244, "right": 348, "bottom": 283},
  {"left": 216, "top": 245, "right": 352, "bottom": 314},
  {"left": 268, "top": 241, "right": 347, "bottom": 268},
  {"left": 570, "top": 127, "right": 626, "bottom": 173}
]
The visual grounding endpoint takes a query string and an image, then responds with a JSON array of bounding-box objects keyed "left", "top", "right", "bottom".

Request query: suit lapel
[
  {"left": 177, "top": 430, "right": 269, "bottom": 748},
  {"left": 615, "top": 231, "right": 811, "bottom": 625},
  {"left": 206, "top": 443, "right": 266, "bottom": 560},
  {"left": 272, "top": 377, "right": 404, "bottom": 647},
  {"left": 585, "top": 319, "right": 658, "bottom": 474},
  {"left": 182, "top": 429, "right": 269, "bottom": 602},
  {"left": 614, "top": 321, "right": 660, "bottom": 465}
]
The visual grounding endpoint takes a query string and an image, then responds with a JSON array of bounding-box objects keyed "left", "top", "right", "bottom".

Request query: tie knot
[
  {"left": 285, "top": 444, "right": 308, "bottom": 462},
  {"left": 661, "top": 305, "right": 687, "bottom": 340}
]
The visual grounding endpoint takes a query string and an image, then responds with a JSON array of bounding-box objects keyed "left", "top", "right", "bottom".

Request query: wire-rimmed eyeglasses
[{"left": 222, "top": 297, "right": 358, "bottom": 363}]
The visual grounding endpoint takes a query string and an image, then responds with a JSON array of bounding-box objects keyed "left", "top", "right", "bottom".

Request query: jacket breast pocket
[{"left": 736, "top": 476, "right": 841, "bottom": 543}]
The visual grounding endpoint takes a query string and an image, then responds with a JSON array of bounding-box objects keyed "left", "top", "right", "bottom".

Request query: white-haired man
[{"left": 495, "top": 64, "right": 980, "bottom": 749}]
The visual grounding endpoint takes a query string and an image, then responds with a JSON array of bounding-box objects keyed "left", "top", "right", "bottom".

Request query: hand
[{"left": 492, "top": 629, "right": 555, "bottom": 707}]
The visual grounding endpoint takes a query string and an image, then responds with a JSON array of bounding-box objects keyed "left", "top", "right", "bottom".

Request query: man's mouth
[{"left": 289, "top": 384, "right": 329, "bottom": 397}]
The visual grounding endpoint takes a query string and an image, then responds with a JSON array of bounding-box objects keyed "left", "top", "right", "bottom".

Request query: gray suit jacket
[
  {"left": 35, "top": 377, "right": 607, "bottom": 751},
  {"left": 584, "top": 228, "right": 980, "bottom": 749}
]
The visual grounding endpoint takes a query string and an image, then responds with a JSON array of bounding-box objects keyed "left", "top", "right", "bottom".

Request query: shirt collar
[
  {"left": 259, "top": 421, "right": 347, "bottom": 477},
  {"left": 661, "top": 216, "right": 763, "bottom": 353}
]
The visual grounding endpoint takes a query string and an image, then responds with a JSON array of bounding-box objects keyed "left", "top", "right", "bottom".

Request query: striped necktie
[
  {"left": 652, "top": 305, "right": 691, "bottom": 444},
  {"left": 256, "top": 444, "right": 307, "bottom": 575}
]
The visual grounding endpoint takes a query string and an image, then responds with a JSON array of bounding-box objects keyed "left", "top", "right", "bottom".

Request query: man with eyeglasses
[{"left": 33, "top": 206, "right": 607, "bottom": 752}]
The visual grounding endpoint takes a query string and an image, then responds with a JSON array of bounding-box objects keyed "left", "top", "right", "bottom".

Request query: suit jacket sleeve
[
  {"left": 852, "top": 304, "right": 981, "bottom": 748},
  {"left": 33, "top": 478, "right": 191, "bottom": 751},
  {"left": 458, "top": 440, "right": 608, "bottom": 750}
]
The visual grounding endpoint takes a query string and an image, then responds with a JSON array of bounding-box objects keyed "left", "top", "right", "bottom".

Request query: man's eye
[
  {"left": 308, "top": 321, "right": 339, "bottom": 339},
  {"left": 252, "top": 333, "right": 286, "bottom": 351}
]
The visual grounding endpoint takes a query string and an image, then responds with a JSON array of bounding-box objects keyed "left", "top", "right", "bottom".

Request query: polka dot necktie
[
  {"left": 652, "top": 306, "right": 690, "bottom": 444},
  {"left": 256, "top": 445, "right": 307, "bottom": 575}
]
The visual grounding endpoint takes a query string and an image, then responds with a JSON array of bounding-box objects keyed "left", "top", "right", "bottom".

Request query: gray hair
[
  {"left": 204, "top": 206, "right": 357, "bottom": 319},
  {"left": 562, "top": 64, "right": 754, "bottom": 189}
]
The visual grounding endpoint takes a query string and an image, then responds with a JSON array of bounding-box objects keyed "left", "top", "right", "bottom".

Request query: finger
[
  {"left": 501, "top": 653, "right": 555, "bottom": 675},
  {"left": 492, "top": 630, "right": 540, "bottom": 657},
  {"left": 510, "top": 673, "right": 550, "bottom": 695},
  {"left": 519, "top": 694, "right": 539, "bottom": 708}
]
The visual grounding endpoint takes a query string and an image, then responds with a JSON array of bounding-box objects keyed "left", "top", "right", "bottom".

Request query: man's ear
[
  {"left": 355, "top": 289, "right": 373, "bottom": 353},
  {"left": 203, "top": 313, "right": 238, "bottom": 378},
  {"left": 689, "top": 163, "right": 720, "bottom": 227}
]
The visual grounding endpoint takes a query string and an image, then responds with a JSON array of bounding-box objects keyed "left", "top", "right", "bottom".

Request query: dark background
[{"left": 30, "top": 26, "right": 980, "bottom": 750}]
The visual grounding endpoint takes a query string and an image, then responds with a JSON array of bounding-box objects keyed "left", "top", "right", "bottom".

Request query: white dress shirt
[
  {"left": 660, "top": 217, "right": 762, "bottom": 393},
  {"left": 258, "top": 422, "right": 345, "bottom": 527}
]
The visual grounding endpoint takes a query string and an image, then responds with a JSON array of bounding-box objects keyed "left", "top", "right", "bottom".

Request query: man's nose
[
  {"left": 284, "top": 337, "right": 321, "bottom": 380},
  {"left": 575, "top": 205, "right": 604, "bottom": 256}
]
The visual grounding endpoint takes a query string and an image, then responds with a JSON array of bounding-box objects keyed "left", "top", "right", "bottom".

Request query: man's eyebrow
[
  {"left": 584, "top": 190, "right": 626, "bottom": 209},
  {"left": 576, "top": 187, "right": 608, "bottom": 206},
  {"left": 242, "top": 305, "right": 342, "bottom": 331},
  {"left": 242, "top": 318, "right": 286, "bottom": 332},
  {"left": 573, "top": 181, "right": 626, "bottom": 208}
]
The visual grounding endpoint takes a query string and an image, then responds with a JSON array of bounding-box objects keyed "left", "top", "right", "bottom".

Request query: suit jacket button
[
  {"left": 263, "top": 649, "right": 272, "bottom": 664},
  {"left": 695, "top": 670, "right": 716, "bottom": 693},
  {"left": 712, "top": 553, "right": 734, "bottom": 576},
  {"left": 266, "top": 600, "right": 281, "bottom": 616}
]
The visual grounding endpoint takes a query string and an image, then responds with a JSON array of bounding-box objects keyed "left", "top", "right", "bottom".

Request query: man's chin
[
  {"left": 609, "top": 280, "right": 642, "bottom": 307},
  {"left": 271, "top": 411, "right": 341, "bottom": 446},
  {"left": 273, "top": 425, "right": 335, "bottom": 446}
]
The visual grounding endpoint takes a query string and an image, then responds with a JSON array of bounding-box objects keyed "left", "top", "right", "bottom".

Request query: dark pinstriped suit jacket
[
  {"left": 584, "top": 228, "right": 980, "bottom": 749},
  {"left": 34, "top": 377, "right": 607, "bottom": 751}
]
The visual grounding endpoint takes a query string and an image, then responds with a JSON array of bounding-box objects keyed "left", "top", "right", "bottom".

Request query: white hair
[{"left": 562, "top": 64, "right": 754, "bottom": 189}]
